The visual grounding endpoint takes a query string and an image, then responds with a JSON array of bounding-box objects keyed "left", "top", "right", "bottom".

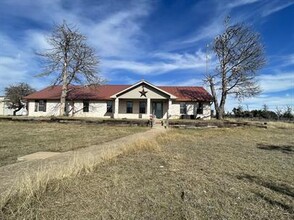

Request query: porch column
[
  {"left": 167, "top": 99, "right": 172, "bottom": 119},
  {"left": 114, "top": 97, "right": 119, "bottom": 118},
  {"left": 147, "top": 98, "right": 151, "bottom": 116}
]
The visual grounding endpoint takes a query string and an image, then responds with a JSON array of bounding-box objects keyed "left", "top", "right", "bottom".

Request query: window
[
  {"left": 197, "top": 102, "right": 203, "bottom": 114},
  {"left": 107, "top": 101, "right": 113, "bottom": 113},
  {"left": 34, "top": 100, "right": 46, "bottom": 112},
  {"left": 180, "top": 102, "right": 187, "bottom": 114},
  {"left": 83, "top": 101, "right": 89, "bottom": 112},
  {"left": 139, "top": 101, "right": 146, "bottom": 114},
  {"left": 126, "top": 101, "right": 133, "bottom": 113}
]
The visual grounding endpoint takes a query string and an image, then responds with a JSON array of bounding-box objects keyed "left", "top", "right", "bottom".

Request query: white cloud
[
  {"left": 101, "top": 51, "right": 207, "bottom": 75},
  {"left": 0, "top": 0, "right": 153, "bottom": 93},
  {"left": 226, "top": 0, "right": 260, "bottom": 9},
  {"left": 86, "top": 5, "right": 150, "bottom": 58},
  {"left": 216, "top": 72, "right": 294, "bottom": 112},
  {"left": 258, "top": 72, "right": 294, "bottom": 93},
  {"left": 24, "top": 31, "right": 50, "bottom": 51},
  {"left": 279, "top": 54, "right": 294, "bottom": 67},
  {"left": 152, "top": 78, "right": 205, "bottom": 87},
  {"left": 262, "top": 1, "right": 294, "bottom": 17},
  {"left": 181, "top": 18, "right": 224, "bottom": 45}
]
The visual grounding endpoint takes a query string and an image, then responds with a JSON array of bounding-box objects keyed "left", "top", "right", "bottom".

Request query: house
[
  {"left": 0, "top": 96, "right": 27, "bottom": 116},
  {"left": 24, "top": 80, "right": 213, "bottom": 119}
]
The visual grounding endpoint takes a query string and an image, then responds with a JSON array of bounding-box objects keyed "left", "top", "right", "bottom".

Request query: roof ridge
[{"left": 158, "top": 85, "right": 204, "bottom": 88}]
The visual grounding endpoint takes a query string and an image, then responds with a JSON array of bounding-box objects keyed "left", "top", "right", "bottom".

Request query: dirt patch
[{"left": 17, "top": 152, "right": 62, "bottom": 161}]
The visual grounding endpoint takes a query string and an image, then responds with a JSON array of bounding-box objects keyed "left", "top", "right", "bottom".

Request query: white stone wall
[
  {"left": 0, "top": 97, "right": 26, "bottom": 116},
  {"left": 168, "top": 101, "right": 211, "bottom": 120},
  {"left": 28, "top": 100, "right": 113, "bottom": 118},
  {"left": 27, "top": 99, "right": 211, "bottom": 119},
  {"left": 169, "top": 101, "right": 180, "bottom": 119},
  {"left": 0, "top": 97, "right": 5, "bottom": 115},
  {"left": 202, "top": 102, "right": 211, "bottom": 119},
  {"left": 28, "top": 100, "right": 60, "bottom": 116},
  {"left": 72, "top": 101, "right": 112, "bottom": 118}
]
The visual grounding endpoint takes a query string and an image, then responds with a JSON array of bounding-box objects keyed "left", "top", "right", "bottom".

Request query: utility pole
[{"left": 205, "top": 44, "right": 209, "bottom": 77}]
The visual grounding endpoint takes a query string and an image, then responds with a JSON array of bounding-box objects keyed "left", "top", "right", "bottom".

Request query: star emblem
[{"left": 139, "top": 88, "right": 148, "bottom": 97}]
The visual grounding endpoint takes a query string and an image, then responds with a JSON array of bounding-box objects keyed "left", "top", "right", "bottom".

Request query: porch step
[{"left": 153, "top": 119, "right": 163, "bottom": 127}]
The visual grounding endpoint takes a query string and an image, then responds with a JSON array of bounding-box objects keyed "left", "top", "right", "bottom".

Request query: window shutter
[
  {"left": 34, "top": 101, "right": 38, "bottom": 112},
  {"left": 43, "top": 100, "right": 47, "bottom": 112}
]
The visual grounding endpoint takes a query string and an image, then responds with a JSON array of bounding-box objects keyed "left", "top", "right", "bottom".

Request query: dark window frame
[
  {"left": 126, "top": 101, "right": 133, "bottom": 113},
  {"left": 139, "top": 101, "right": 146, "bottom": 114},
  {"left": 197, "top": 102, "right": 203, "bottom": 114},
  {"left": 35, "top": 100, "right": 47, "bottom": 112},
  {"left": 180, "top": 102, "right": 187, "bottom": 114},
  {"left": 83, "top": 100, "right": 89, "bottom": 112},
  {"left": 107, "top": 101, "right": 113, "bottom": 113}
]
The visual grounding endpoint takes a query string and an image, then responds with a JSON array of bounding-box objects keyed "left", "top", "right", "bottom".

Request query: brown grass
[
  {"left": 1, "top": 123, "right": 294, "bottom": 219},
  {"left": 0, "top": 121, "right": 147, "bottom": 166}
]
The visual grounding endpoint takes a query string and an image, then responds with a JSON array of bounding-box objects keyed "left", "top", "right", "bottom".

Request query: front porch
[{"left": 113, "top": 98, "right": 171, "bottom": 119}]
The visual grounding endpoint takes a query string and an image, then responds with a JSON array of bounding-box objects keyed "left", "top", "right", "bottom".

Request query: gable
[
  {"left": 117, "top": 83, "right": 170, "bottom": 99},
  {"left": 111, "top": 80, "right": 177, "bottom": 99}
]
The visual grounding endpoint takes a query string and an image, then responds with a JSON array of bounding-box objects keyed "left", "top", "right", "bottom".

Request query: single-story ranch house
[{"left": 24, "top": 80, "right": 213, "bottom": 119}]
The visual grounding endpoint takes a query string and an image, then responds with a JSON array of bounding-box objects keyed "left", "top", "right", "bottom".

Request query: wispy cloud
[
  {"left": 0, "top": 0, "right": 152, "bottom": 91},
  {"left": 102, "top": 50, "right": 208, "bottom": 75},
  {"left": 262, "top": 1, "right": 294, "bottom": 17},
  {"left": 172, "top": 0, "right": 260, "bottom": 45},
  {"left": 152, "top": 78, "right": 205, "bottom": 87},
  {"left": 226, "top": 0, "right": 261, "bottom": 9},
  {"left": 181, "top": 19, "right": 224, "bottom": 44},
  {"left": 258, "top": 72, "right": 294, "bottom": 93},
  {"left": 85, "top": 4, "right": 151, "bottom": 58}
]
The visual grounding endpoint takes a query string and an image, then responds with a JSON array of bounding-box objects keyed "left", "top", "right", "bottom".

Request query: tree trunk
[
  {"left": 208, "top": 77, "right": 221, "bottom": 119},
  {"left": 13, "top": 101, "right": 24, "bottom": 116},
  {"left": 13, "top": 108, "right": 20, "bottom": 116},
  {"left": 217, "top": 93, "right": 226, "bottom": 120},
  {"left": 60, "top": 59, "right": 68, "bottom": 116},
  {"left": 216, "top": 106, "right": 225, "bottom": 120},
  {"left": 60, "top": 86, "right": 67, "bottom": 116}
]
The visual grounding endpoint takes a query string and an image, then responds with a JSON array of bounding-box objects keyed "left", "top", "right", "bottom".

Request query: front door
[{"left": 152, "top": 102, "right": 163, "bottom": 118}]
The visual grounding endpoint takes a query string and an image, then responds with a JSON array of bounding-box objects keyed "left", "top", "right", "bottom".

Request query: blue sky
[{"left": 0, "top": 0, "right": 293, "bottom": 111}]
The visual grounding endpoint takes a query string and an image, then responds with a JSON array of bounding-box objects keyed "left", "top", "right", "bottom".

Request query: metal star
[{"left": 139, "top": 88, "right": 148, "bottom": 97}]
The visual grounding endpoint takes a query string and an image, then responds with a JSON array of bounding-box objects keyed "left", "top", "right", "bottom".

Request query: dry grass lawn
[
  {"left": 1, "top": 122, "right": 294, "bottom": 219},
  {"left": 0, "top": 121, "right": 147, "bottom": 167}
]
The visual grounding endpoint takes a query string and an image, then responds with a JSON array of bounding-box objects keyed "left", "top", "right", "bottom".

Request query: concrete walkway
[{"left": 0, "top": 126, "right": 166, "bottom": 200}]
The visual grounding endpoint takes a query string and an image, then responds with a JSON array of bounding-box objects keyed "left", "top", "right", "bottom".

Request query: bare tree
[
  {"left": 275, "top": 106, "right": 283, "bottom": 120},
  {"left": 262, "top": 104, "right": 269, "bottom": 112},
  {"left": 283, "top": 105, "right": 294, "bottom": 120},
  {"left": 205, "top": 19, "right": 266, "bottom": 119},
  {"left": 5, "top": 83, "right": 36, "bottom": 115},
  {"left": 37, "top": 21, "right": 102, "bottom": 116}
]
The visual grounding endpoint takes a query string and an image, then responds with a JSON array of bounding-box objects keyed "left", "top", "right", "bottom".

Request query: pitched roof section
[
  {"left": 24, "top": 85, "right": 129, "bottom": 101},
  {"left": 111, "top": 80, "right": 177, "bottom": 99},
  {"left": 24, "top": 84, "right": 213, "bottom": 102},
  {"left": 159, "top": 86, "right": 212, "bottom": 101}
]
